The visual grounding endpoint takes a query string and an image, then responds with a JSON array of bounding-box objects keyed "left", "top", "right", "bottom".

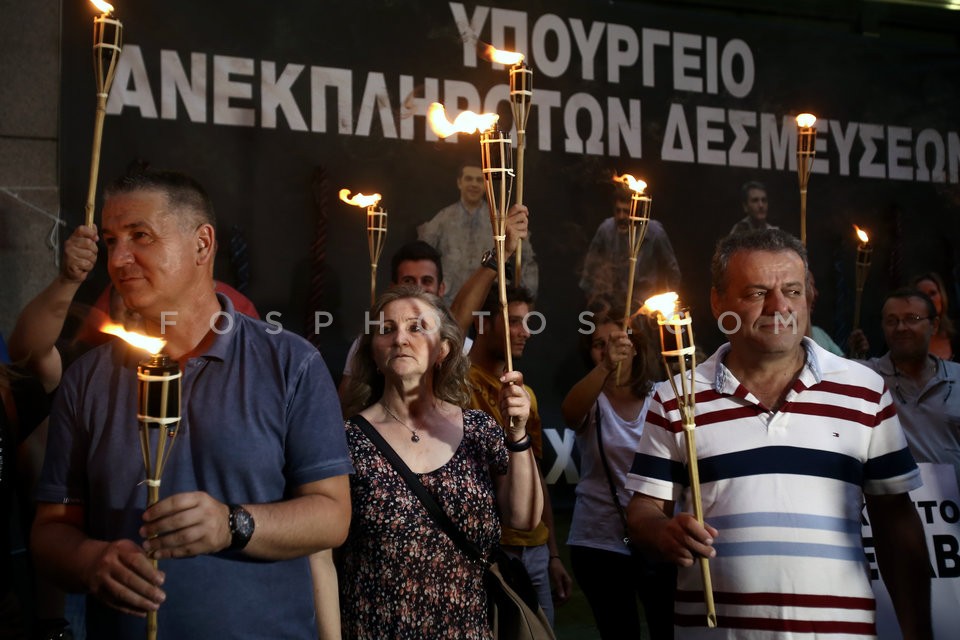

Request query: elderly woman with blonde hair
[{"left": 335, "top": 285, "right": 542, "bottom": 639}]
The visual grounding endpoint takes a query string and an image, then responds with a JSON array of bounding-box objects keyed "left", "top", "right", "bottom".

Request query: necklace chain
[{"left": 380, "top": 402, "right": 421, "bottom": 443}]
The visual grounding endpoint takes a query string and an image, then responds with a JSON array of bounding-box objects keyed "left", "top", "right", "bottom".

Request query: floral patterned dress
[{"left": 339, "top": 409, "right": 509, "bottom": 639}]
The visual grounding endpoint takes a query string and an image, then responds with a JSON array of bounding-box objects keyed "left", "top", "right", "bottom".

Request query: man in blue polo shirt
[{"left": 31, "top": 170, "right": 353, "bottom": 639}]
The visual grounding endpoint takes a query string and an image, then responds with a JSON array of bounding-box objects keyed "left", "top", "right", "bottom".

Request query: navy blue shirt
[{"left": 37, "top": 295, "right": 353, "bottom": 639}]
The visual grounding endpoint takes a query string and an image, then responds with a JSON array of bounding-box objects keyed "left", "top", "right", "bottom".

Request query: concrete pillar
[{"left": 0, "top": 0, "right": 61, "bottom": 339}]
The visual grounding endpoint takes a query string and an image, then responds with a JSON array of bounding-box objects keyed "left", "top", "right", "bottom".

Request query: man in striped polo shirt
[{"left": 625, "top": 229, "right": 932, "bottom": 639}]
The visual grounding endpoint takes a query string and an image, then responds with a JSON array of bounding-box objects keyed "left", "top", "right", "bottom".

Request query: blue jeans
[
  {"left": 65, "top": 594, "right": 85, "bottom": 640},
  {"left": 501, "top": 543, "right": 553, "bottom": 627}
]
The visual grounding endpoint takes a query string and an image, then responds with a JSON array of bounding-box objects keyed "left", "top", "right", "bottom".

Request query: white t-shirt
[{"left": 567, "top": 390, "right": 652, "bottom": 555}]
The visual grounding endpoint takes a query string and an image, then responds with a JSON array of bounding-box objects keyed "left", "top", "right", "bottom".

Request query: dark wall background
[{"left": 60, "top": 0, "right": 960, "bottom": 476}]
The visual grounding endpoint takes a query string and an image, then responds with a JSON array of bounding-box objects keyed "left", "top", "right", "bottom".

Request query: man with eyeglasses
[{"left": 851, "top": 288, "right": 960, "bottom": 490}]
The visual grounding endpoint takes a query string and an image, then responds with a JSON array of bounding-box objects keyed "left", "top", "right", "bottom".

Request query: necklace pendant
[{"left": 411, "top": 433, "right": 421, "bottom": 443}]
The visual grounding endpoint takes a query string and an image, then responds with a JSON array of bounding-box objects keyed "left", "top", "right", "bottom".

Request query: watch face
[
  {"left": 230, "top": 505, "right": 255, "bottom": 548},
  {"left": 481, "top": 250, "right": 496, "bottom": 269},
  {"left": 234, "top": 508, "right": 254, "bottom": 536}
]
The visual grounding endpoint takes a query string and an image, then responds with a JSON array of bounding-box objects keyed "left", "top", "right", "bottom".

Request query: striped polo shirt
[{"left": 626, "top": 338, "right": 921, "bottom": 639}]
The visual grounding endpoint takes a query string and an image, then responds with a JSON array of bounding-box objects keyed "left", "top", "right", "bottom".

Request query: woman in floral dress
[{"left": 337, "top": 286, "right": 543, "bottom": 639}]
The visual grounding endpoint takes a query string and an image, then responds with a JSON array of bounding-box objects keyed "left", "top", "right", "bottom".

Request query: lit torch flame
[
  {"left": 101, "top": 323, "right": 165, "bottom": 354},
  {"left": 427, "top": 103, "right": 499, "bottom": 138},
  {"left": 853, "top": 225, "right": 869, "bottom": 245},
  {"left": 796, "top": 113, "right": 817, "bottom": 129},
  {"left": 643, "top": 292, "right": 680, "bottom": 321},
  {"left": 90, "top": 0, "right": 115, "bottom": 14},
  {"left": 481, "top": 44, "right": 524, "bottom": 65},
  {"left": 613, "top": 174, "right": 648, "bottom": 194},
  {"left": 339, "top": 189, "right": 382, "bottom": 209}
]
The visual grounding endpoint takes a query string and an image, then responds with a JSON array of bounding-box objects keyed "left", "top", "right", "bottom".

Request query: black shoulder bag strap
[
  {"left": 351, "top": 414, "right": 488, "bottom": 565},
  {"left": 593, "top": 402, "right": 632, "bottom": 546}
]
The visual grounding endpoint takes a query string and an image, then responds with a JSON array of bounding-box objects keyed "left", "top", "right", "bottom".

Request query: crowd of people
[{"left": 0, "top": 167, "right": 953, "bottom": 640}]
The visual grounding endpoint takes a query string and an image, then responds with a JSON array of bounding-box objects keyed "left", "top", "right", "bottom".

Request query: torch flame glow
[
  {"left": 796, "top": 113, "right": 817, "bottom": 128},
  {"left": 339, "top": 189, "right": 382, "bottom": 209},
  {"left": 90, "top": 0, "right": 115, "bottom": 14},
  {"left": 613, "top": 174, "right": 647, "bottom": 194},
  {"left": 101, "top": 323, "right": 165, "bottom": 354},
  {"left": 644, "top": 292, "right": 680, "bottom": 320},
  {"left": 427, "top": 103, "right": 499, "bottom": 138},
  {"left": 853, "top": 225, "right": 869, "bottom": 244},
  {"left": 482, "top": 44, "right": 524, "bottom": 65}
]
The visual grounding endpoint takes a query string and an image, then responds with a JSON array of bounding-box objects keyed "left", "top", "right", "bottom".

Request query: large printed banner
[
  {"left": 864, "top": 463, "right": 960, "bottom": 639},
  {"left": 60, "top": 1, "right": 960, "bottom": 469}
]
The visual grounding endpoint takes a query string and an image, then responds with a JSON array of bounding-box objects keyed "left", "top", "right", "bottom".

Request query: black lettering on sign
[{"left": 934, "top": 534, "right": 960, "bottom": 579}]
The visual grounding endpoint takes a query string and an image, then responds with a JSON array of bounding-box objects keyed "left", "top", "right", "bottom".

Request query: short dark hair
[
  {"left": 740, "top": 180, "right": 767, "bottom": 204},
  {"left": 458, "top": 163, "right": 482, "bottom": 178},
  {"left": 105, "top": 168, "right": 216, "bottom": 231},
  {"left": 883, "top": 288, "right": 937, "bottom": 322},
  {"left": 390, "top": 241, "right": 443, "bottom": 284},
  {"left": 613, "top": 189, "right": 632, "bottom": 205},
  {"left": 481, "top": 285, "right": 535, "bottom": 316},
  {"left": 711, "top": 228, "right": 807, "bottom": 292}
]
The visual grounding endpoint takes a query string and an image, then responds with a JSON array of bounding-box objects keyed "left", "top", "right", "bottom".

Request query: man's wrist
[
  {"left": 480, "top": 248, "right": 517, "bottom": 282},
  {"left": 57, "top": 273, "right": 84, "bottom": 287},
  {"left": 480, "top": 249, "right": 497, "bottom": 271},
  {"left": 227, "top": 503, "right": 255, "bottom": 551}
]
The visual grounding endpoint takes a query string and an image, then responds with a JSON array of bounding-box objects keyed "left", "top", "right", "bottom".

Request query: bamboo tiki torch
[
  {"left": 795, "top": 113, "right": 817, "bottom": 247},
  {"left": 509, "top": 56, "right": 532, "bottom": 284},
  {"left": 137, "top": 352, "right": 181, "bottom": 640},
  {"left": 644, "top": 293, "right": 717, "bottom": 629},
  {"left": 86, "top": 0, "right": 123, "bottom": 228},
  {"left": 480, "top": 125, "right": 516, "bottom": 372},
  {"left": 852, "top": 225, "right": 872, "bottom": 332},
  {"left": 101, "top": 323, "right": 179, "bottom": 640},
  {"left": 478, "top": 44, "right": 533, "bottom": 285},
  {"left": 425, "top": 102, "right": 502, "bottom": 353},
  {"left": 613, "top": 175, "right": 651, "bottom": 384},
  {"left": 366, "top": 205, "right": 388, "bottom": 307},
  {"left": 339, "top": 190, "right": 386, "bottom": 307}
]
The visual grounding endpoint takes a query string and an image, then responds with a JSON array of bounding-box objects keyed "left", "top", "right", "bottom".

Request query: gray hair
[
  {"left": 711, "top": 228, "right": 808, "bottom": 293},
  {"left": 105, "top": 169, "right": 216, "bottom": 231},
  {"left": 341, "top": 285, "right": 471, "bottom": 417}
]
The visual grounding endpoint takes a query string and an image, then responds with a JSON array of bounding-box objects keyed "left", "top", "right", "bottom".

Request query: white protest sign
[{"left": 862, "top": 463, "right": 960, "bottom": 639}]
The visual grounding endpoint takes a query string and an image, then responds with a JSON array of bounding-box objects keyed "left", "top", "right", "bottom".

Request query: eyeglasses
[{"left": 882, "top": 314, "right": 930, "bottom": 329}]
